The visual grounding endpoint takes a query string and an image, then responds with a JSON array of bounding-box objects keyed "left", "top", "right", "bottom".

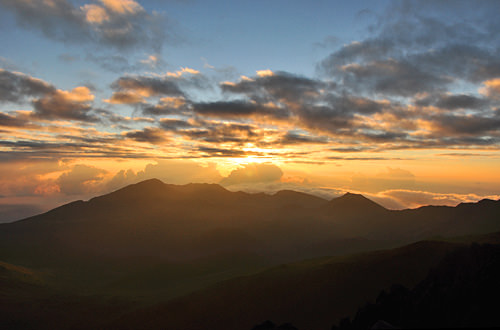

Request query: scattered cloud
[
  {"left": 107, "top": 160, "right": 223, "bottom": 190},
  {"left": 33, "top": 86, "right": 96, "bottom": 121},
  {"left": 479, "top": 78, "right": 500, "bottom": 100},
  {"left": 0, "top": 0, "right": 173, "bottom": 51},
  {"left": 107, "top": 74, "right": 184, "bottom": 104},
  {"left": 57, "top": 164, "right": 107, "bottom": 195},
  {"left": 220, "top": 163, "right": 283, "bottom": 186},
  {"left": 0, "top": 69, "right": 54, "bottom": 103},
  {"left": 124, "top": 127, "right": 168, "bottom": 143}
]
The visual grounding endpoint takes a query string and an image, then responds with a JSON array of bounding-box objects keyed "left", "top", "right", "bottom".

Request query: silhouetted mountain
[
  {"left": 326, "top": 192, "right": 387, "bottom": 214},
  {"left": 1, "top": 179, "right": 499, "bottom": 296},
  {"left": 2, "top": 187, "right": 500, "bottom": 330}
]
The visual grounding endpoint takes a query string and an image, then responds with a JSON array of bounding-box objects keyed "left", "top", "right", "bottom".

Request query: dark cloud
[
  {"left": 330, "top": 147, "right": 373, "bottom": 153},
  {"left": 113, "top": 76, "right": 184, "bottom": 96},
  {"left": 434, "top": 94, "right": 489, "bottom": 110},
  {"left": 124, "top": 127, "right": 167, "bottom": 143},
  {"left": 0, "top": 69, "right": 54, "bottom": 103},
  {"left": 0, "top": 0, "right": 173, "bottom": 52},
  {"left": 279, "top": 132, "right": 328, "bottom": 145},
  {"left": 142, "top": 97, "right": 190, "bottom": 116},
  {"left": 340, "top": 59, "right": 451, "bottom": 97},
  {"left": 294, "top": 104, "right": 353, "bottom": 133},
  {"left": 431, "top": 114, "right": 500, "bottom": 135},
  {"left": 192, "top": 100, "right": 289, "bottom": 119},
  {"left": 0, "top": 112, "right": 28, "bottom": 127},
  {"left": 0, "top": 69, "right": 97, "bottom": 122},
  {"left": 159, "top": 118, "right": 194, "bottom": 130},
  {"left": 183, "top": 122, "right": 259, "bottom": 145},
  {"left": 32, "top": 87, "right": 97, "bottom": 122},
  {"left": 220, "top": 163, "right": 283, "bottom": 186},
  {"left": 318, "top": 0, "right": 500, "bottom": 94},
  {"left": 221, "top": 71, "right": 328, "bottom": 103},
  {"left": 108, "top": 75, "right": 184, "bottom": 104}
]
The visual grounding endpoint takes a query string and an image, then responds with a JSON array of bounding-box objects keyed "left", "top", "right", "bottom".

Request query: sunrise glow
[{"left": 1, "top": 0, "right": 500, "bottom": 222}]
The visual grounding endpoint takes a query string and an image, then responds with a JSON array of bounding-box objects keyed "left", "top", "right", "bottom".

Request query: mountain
[
  {"left": 1, "top": 179, "right": 499, "bottom": 296},
  {"left": 1, "top": 176, "right": 500, "bottom": 329},
  {"left": 326, "top": 192, "right": 387, "bottom": 214}
]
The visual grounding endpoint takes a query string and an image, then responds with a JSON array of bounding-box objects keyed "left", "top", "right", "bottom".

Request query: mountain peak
[
  {"left": 327, "top": 192, "right": 386, "bottom": 212},
  {"left": 134, "top": 178, "right": 165, "bottom": 188}
]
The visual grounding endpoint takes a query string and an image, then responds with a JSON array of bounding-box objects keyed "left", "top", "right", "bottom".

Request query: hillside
[
  {"left": 333, "top": 243, "right": 500, "bottom": 329},
  {"left": 110, "top": 240, "right": 461, "bottom": 330}
]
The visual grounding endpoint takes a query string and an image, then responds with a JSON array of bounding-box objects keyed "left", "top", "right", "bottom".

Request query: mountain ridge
[{"left": 1, "top": 178, "right": 499, "bottom": 279}]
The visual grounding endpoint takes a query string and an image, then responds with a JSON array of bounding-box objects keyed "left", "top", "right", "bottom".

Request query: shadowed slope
[
  {"left": 334, "top": 243, "right": 500, "bottom": 329},
  {"left": 111, "top": 240, "right": 460, "bottom": 330}
]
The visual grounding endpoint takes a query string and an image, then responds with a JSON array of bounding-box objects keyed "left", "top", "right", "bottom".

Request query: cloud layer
[
  {"left": 0, "top": 0, "right": 170, "bottom": 51},
  {"left": 1, "top": 1, "right": 500, "bottom": 220}
]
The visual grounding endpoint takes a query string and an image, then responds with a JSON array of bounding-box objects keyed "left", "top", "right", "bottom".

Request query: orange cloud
[
  {"left": 256, "top": 69, "right": 274, "bottom": 77},
  {"left": 100, "top": 0, "right": 143, "bottom": 15},
  {"left": 82, "top": 4, "right": 109, "bottom": 24},
  {"left": 479, "top": 78, "right": 500, "bottom": 99}
]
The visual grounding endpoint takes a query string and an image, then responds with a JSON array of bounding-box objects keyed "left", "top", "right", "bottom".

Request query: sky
[{"left": 1, "top": 0, "right": 500, "bottom": 222}]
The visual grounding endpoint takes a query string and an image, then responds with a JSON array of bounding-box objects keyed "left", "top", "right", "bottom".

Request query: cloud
[
  {"left": 318, "top": 0, "right": 500, "bottom": 93},
  {"left": 142, "top": 96, "right": 189, "bottom": 116},
  {"left": 0, "top": 112, "right": 29, "bottom": 127},
  {"left": 350, "top": 167, "right": 416, "bottom": 193},
  {"left": 220, "top": 163, "right": 283, "bottom": 186},
  {"left": 192, "top": 100, "right": 288, "bottom": 119},
  {"left": 479, "top": 78, "right": 500, "bottom": 99},
  {"left": 278, "top": 131, "right": 328, "bottom": 145},
  {"left": 197, "top": 146, "right": 251, "bottom": 158},
  {"left": 0, "top": 69, "right": 98, "bottom": 122},
  {"left": 57, "top": 164, "right": 107, "bottom": 195},
  {"left": 377, "top": 189, "right": 500, "bottom": 209},
  {"left": 107, "top": 160, "right": 223, "bottom": 190},
  {"left": 107, "top": 74, "right": 184, "bottom": 104},
  {"left": 124, "top": 127, "right": 167, "bottom": 143},
  {"left": 178, "top": 122, "right": 260, "bottom": 145},
  {"left": 0, "top": 0, "right": 172, "bottom": 51},
  {"left": 339, "top": 59, "right": 452, "bottom": 97},
  {"left": 221, "top": 70, "right": 327, "bottom": 104},
  {"left": 0, "top": 69, "right": 54, "bottom": 103},
  {"left": 430, "top": 114, "right": 500, "bottom": 135},
  {"left": 33, "top": 86, "right": 96, "bottom": 121},
  {"left": 86, "top": 53, "right": 166, "bottom": 73}
]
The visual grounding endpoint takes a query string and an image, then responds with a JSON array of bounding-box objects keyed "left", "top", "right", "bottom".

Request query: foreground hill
[
  {"left": 2, "top": 229, "right": 499, "bottom": 329},
  {"left": 333, "top": 243, "right": 500, "bottom": 329},
  {"left": 110, "top": 240, "right": 461, "bottom": 330}
]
